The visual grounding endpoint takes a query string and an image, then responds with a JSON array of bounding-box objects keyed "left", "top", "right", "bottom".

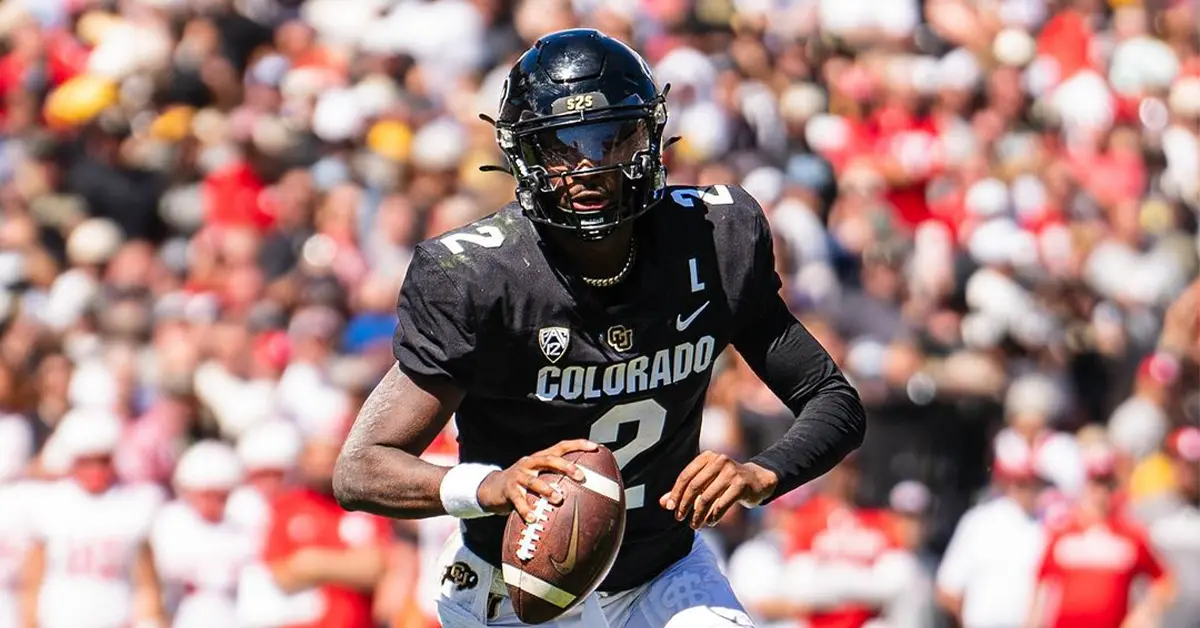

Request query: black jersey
[{"left": 394, "top": 184, "right": 835, "bottom": 591}]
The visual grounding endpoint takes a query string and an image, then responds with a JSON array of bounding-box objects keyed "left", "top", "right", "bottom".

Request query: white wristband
[{"left": 440, "top": 463, "right": 502, "bottom": 519}]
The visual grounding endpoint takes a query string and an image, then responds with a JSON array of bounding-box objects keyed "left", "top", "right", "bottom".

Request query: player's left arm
[{"left": 663, "top": 193, "right": 866, "bottom": 529}]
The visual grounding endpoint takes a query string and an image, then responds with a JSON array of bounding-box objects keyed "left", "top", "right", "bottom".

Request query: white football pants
[{"left": 435, "top": 526, "right": 755, "bottom": 628}]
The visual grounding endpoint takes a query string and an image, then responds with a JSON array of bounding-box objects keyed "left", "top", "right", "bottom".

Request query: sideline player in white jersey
[
  {"left": 0, "top": 415, "right": 34, "bottom": 627},
  {"left": 226, "top": 419, "right": 304, "bottom": 546},
  {"left": 151, "top": 440, "right": 256, "bottom": 628},
  {"left": 22, "top": 409, "right": 166, "bottom": 628},
  {"left": 415, "top": 425, "right": 463, "bottom": 624}
]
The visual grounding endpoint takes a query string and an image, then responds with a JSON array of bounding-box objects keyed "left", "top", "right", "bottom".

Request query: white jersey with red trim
[
  {"left": 225, "top": 485, "right": 271, "bottom": 545},
  {"left": 30, "top": 480, "right": 164, "bottom": 628},
  {"left": 0, "top": 482, "right": 34, "bottom": 627},
  {"left": 417, "top": 425, "right": 462, "bottom": 619},
  {"left": 151, "top": 500, "right": 256, "bottom": 628}
]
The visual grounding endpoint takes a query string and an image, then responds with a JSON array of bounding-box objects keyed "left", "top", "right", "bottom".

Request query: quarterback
[{"left": 334, "top": 29, "right": 866, "bottom": 628}]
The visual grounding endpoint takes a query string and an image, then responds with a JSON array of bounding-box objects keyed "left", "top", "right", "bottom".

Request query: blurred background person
[
  {"left": 21, "top": 409, "right": 165, "bottom": 628},
  {"left": 227, "top": 418, "right": 305, "bottom": 546},
  {"left": 1029, "top": 446, "right": 1174, "bottom": 628},
  {"left": 1138, "top": 426, "right": 1200, "bottom": 628},
  {"left": 151, "top": 440, "right": 255, "bottom": 628},
  {"left": 0, "top": 411, "right": 35, "bottom": 627},
  {"left": 258, "top": 413, "right": 393, "bottom": 628},
  {"left": 936, "top": 441, "right": 1047, "bottom": 628},
  {"left": 771, "top": 456, "right": 920, "bottom": 627},
  {"left": 0, "top": 0, "right": 1195, "bottom": 624}
]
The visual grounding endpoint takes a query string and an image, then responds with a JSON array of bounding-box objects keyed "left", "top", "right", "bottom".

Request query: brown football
[{"left": 501, "top": 446, "right": 626, "bottom": 624}]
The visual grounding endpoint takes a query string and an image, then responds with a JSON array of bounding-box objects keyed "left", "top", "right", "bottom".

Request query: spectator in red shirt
[
  {"left": 775, "top": 455, "right": 919, "bottom": 628},
  {"left": 263, "top": 415, "right": 393, "bottom": 628},
  {"left": 1028, "top": 447, "right": 1174, "bottom": 628}
]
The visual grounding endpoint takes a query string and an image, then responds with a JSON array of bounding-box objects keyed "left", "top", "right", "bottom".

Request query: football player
[{"left": 334, "top": 29, "right": 866, "bottom": 628}]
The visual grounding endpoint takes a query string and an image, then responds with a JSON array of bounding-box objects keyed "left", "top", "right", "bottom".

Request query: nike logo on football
[
  {"left": 550, "top": 499, "right": 580, "bottom": 575},
  {"left": 676, "top": 301, "right": 709, "bottom": 331}
]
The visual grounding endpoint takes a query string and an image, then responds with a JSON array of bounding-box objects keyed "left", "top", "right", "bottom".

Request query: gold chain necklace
[{"left": 581, "top": 237, "right": 638, "bottom": 288}]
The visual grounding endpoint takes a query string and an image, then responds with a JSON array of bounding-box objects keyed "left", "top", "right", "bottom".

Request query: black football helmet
[{"left": 492, "top": 29, "right": 669, "bottom": 241}]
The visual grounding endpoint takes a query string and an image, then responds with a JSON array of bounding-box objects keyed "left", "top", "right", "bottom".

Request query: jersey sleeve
[
  {"left": 1131, "top": 526, "right": 1167, "bottom": 579},
  {"left": 392, "top": 246, "right": 478, "bottom": 387},
  {"left": 728, "top": 190, "right": 866, "bottom": 502}
]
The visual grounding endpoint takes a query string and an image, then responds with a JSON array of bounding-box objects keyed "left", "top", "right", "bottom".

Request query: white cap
[
  {"left": 411, "top": 118, "right": 466, "bottom": 171},
  {"left": 1011, "top": 174, "right": 1048, "bottom": 222},
  {"left": 353, "top": 74, "right": 401, "bottom": 119},
  {"left": 937, "top": 48, "right": 982, "bottom": 91},
  {"left": 1051, "top": 70, "right": 1114, "bottom": 132},
  {"left": 49, "top": 408, "right": 123, "bottom": 466},
  {"left": 967, "top": 219, "right": 1021, "bottom": 265},
  {"left": 677, "top": 101, "right": 731, "bottom": 162},
  {"left": 237, "top": 419, "right": 303, "bottom": 471},
  {"left": 845, "top": 339, "right": 887, "bottom": 380},
  {"left": 805, "top": 113, "right": 849, "bottom": 154},
  {"left": 42, "top": 269, "right": 100, "bottom": 331},
  {"left": 291, "top": 384, "right": 350, "bottom": 442},
  {"left": 1108, "top": 397, "right": 1168, "bottom": 460},
  {"left": 67, "top": 218, "right": 124, "bottom": 266},
  {"left": 964, "top": 178, "right": 1010, "bottom": 219},
  {"left": 961, "top": 312, "right": 1007, "bottom": 350},
  {"left": 68, "top": 360, "right": 119, "bottom": 411},
  {"left": 654, "top": 46, "right": 717, "bottom": 100},
  {"left": 994, "top": 28, "right": 1036, "bottom": 68},
  {"left": 174, "top": 440, "right": 243, "bottom": 491},
  {"left": 1108, "top": 37, "right": 1179, "bottom": 97},
  {"left": 1005, "top": 373, "right": 1066, "bottom": 421},
  {"left": 889, "top": 480, "right": 931, "bottom": 514},
  {"left": 312, "top": 88, "right": 364, "bottom": 143},
  {"left": 778, "top": 82, "right": 827, "bottom": 123},
  {"left": 742, "top": 166, "right": 784, "bottom": 207}
]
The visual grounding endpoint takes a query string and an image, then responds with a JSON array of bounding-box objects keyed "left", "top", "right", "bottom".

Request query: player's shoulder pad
[
  {"left": 410, "top": 203, "right": 532, "bottom": 283},
  {"left": 657, "top": 183, "right": 771, "bottom": 244}
]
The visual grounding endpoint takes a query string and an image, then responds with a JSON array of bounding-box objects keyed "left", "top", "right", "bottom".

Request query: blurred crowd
[{"left": 0, "top": 0, "right": 1197, "bottom": 627}]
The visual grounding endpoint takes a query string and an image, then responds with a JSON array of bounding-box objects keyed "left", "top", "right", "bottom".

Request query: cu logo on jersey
[
  {"left": 606, "top": 325, "right": 634, "bottom": 352},
  {"left": 538, "top": 327, "right": 570, "bottom": 363}
]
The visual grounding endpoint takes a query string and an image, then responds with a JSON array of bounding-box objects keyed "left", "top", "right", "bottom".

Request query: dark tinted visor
[{"left": 526, "top": 118, "right": 649, "bottom": 174}]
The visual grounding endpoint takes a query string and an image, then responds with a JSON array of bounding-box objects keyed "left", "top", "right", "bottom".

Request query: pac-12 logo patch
[{"left": 538, "top": 326, "right": 570, "bottom": 363}]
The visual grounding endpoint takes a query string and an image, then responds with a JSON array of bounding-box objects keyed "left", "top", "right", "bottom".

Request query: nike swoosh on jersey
[
  {"left": 550, "top": 499, "right": 580, "bottom": 575},
  {"left": 675, "top": 301, "right": 710, "bottom": 331}
]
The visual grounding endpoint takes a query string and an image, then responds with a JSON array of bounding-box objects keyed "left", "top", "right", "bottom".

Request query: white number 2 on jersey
[
  {"left": 670, "top": 184, "right": 733, "bottom": 208},
  {"left": 588, "top": 399, "right": 667, "bottom": 509},
  {"left": 439, "top": 225, "right": 505, "bottom": 254}
]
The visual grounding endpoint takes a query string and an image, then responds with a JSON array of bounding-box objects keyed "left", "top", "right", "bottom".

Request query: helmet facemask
[{"left": 497, "top": 94, "right": 669, "bottom": 241}]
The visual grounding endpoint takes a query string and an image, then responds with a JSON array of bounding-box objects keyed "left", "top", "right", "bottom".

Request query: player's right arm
[
  {"left": 335, "top": 364, "right": 596, "bottom": 521},
  {"left": 334, "top": 246, "right": 591, "bottom": 521}
]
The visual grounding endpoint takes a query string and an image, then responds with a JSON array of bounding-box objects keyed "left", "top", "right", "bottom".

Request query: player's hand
[
  {"left": 660, "top": 452, "right": 778, "bottom": 529},
  {"left": 476, "top": 439, "right": 599, "bottom": 523}
]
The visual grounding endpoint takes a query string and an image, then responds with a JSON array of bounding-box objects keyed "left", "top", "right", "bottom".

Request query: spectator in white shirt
[
  {"left": 727, "top": 502, "right": 800, "bottom": 628},
  {"left": 936, "top": 440, "right": 1047, "bottom": 628}
]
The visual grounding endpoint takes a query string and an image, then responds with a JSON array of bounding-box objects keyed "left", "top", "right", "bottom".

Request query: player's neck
[{"left": 543, "top": 224, "right": 636, "bottom": 282}]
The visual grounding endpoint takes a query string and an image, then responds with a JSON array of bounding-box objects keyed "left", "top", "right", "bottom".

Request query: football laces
[{"left": 515, "top": 497, "right": 555, "bottom": 561}]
